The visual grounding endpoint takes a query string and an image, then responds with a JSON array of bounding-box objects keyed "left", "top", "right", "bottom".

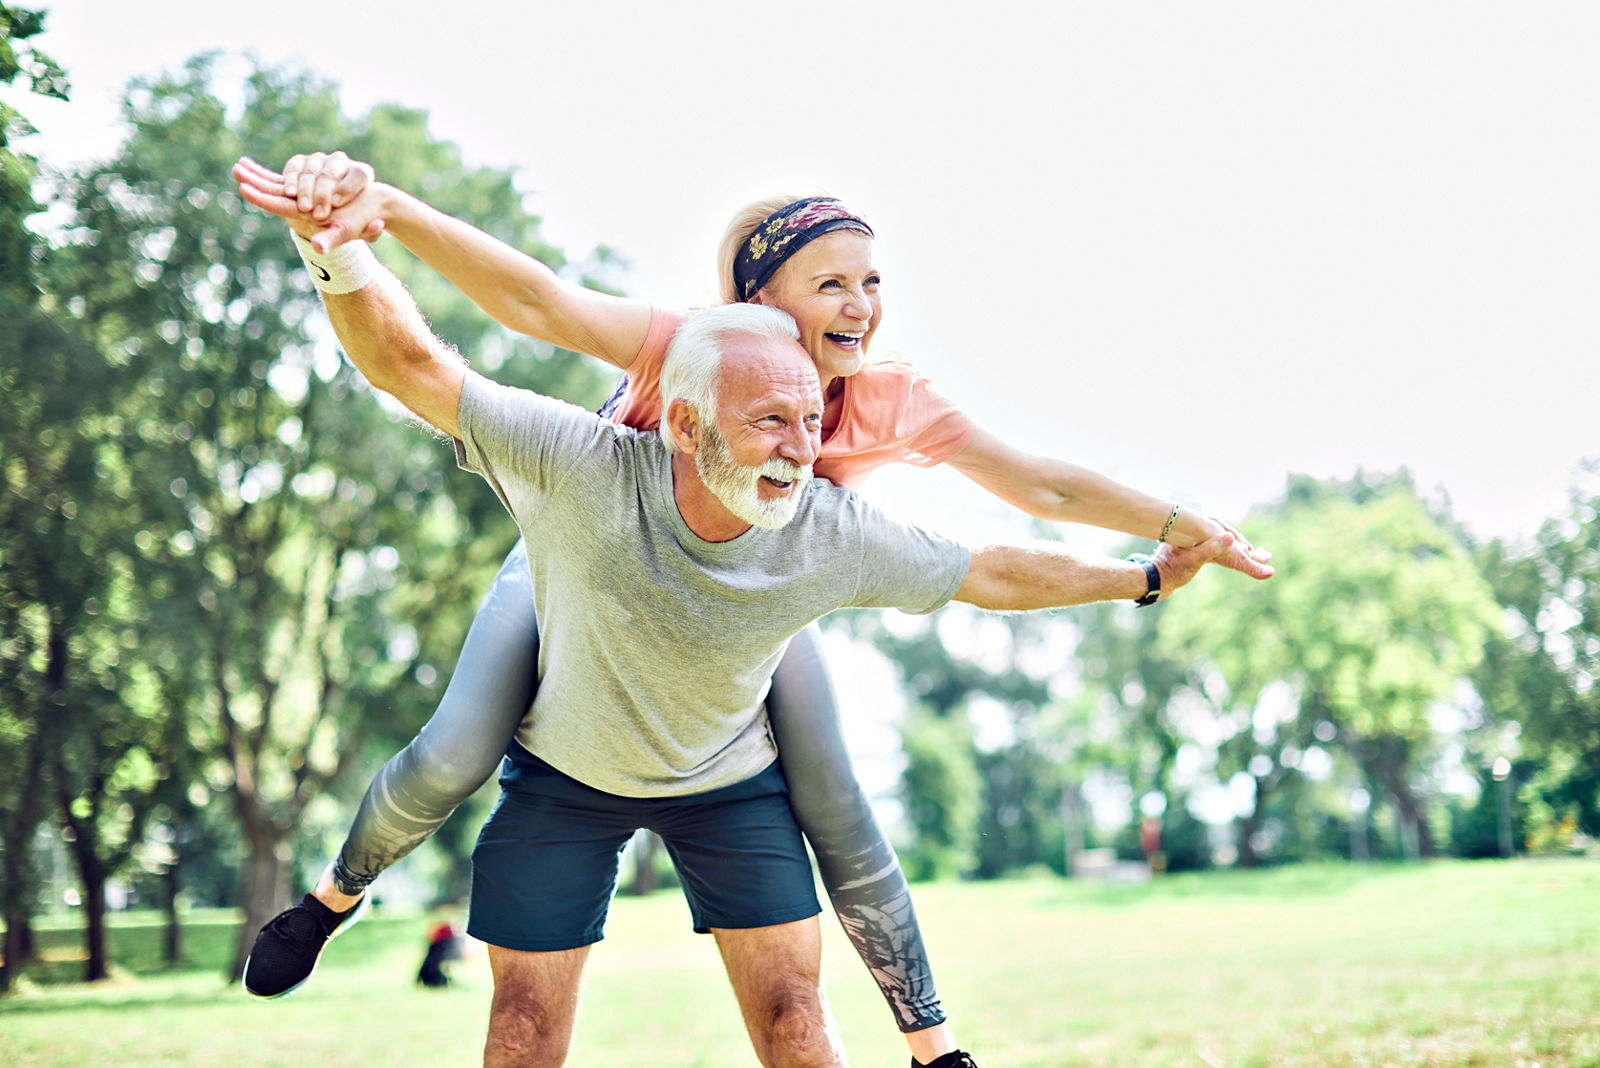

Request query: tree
[
  {"left": 899, "top": 707, "right": 982, "bottom": 880},
  {"left": 47, "top": 53, "right": 612, "bottom": 978},
  {"left": 0, "top": 1, "right": 67, "bottom": 289},
  {"left": 1060, "top": 588, "right": 1205, "bottom": 869},
  {"left": 0, "top": 0, "right": 73, "bottom": 992},
  {"left": 850, "top": 607, "right": 1061, "bottom": 878},
  {"left": 1162, "top": 473, "right": 1503, "bottom": 862},
  {"left": 1475, "top": 460, "right": 1600, "bottom": 841}
]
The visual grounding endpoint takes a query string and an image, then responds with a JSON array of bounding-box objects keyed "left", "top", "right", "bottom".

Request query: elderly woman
[{"left": 234, "top": 153, "right": 1271, "bottom": 1068}]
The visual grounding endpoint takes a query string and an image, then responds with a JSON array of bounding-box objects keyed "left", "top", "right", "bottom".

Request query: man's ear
[{"left": 664, "top": 398, "right": 701, "bottom": 455}]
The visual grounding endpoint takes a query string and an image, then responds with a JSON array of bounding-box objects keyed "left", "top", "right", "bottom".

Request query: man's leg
[
  {"left": 483, "top": 944, "right": 588, "bottom": 1068},
  {"left": 714, "top": 917, "right": 846, "bottom": 1068}
]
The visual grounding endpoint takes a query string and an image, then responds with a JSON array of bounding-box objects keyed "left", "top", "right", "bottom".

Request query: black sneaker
[
  {"left": 913, "top": 1054, "right": 978, "bottom": 1068},
  {"left": 242, "top": 891, "right": 369, "bottom": 999}
]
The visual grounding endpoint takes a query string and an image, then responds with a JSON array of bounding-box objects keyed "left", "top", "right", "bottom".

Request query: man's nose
[{"left": 778, "top": 421, "right": 818, "bottom": 467}]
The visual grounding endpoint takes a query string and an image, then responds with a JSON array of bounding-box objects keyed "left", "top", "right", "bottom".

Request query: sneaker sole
[{"left": 242, "top": 892, "right": 371, "bottom": 1000}]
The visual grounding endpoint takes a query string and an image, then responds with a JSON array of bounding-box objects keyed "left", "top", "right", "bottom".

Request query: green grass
[{"left": 3, "top": 860, "right": 1598, "bottom": 1067}]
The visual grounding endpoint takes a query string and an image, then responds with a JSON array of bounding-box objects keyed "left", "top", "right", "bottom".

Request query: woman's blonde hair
[{"left": 714, "top": 193, "right": 812, "bottom": 305}]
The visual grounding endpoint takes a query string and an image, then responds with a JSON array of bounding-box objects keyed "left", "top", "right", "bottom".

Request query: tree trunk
[
  {"left": 163, "top": 864, "right": 182, "bottom": 965},
  {"left": 229, "top": 816, "right": 290, "bottom": 981},
  {"left": 2, "top": 912, "right": 34, "bottom": 994},
  {"left": 1369, "top": 747, "right": 1435, "bottom": 859},
  {"left": 80, "top": 869, "right": 108, "bottom": 982},
  {"left": 1, "top": 820, "right": 43, "bottom": 993},
  {"left": 1234, "top": 773, "right": 1271, "bottom": 868},
  {"left": 60, "top": 827, "right": 112, "bottom": 983},
  {"left": 1390, "top": 786, "right": 1434, "bottom": 858},
  {"left": 1, "top": 626, "right": 62, "bottom": 992}
]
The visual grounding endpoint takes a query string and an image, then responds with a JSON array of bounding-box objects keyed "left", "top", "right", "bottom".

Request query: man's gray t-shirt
[{"left": 455, "top": 371, "right": 971, "bottom": 798}]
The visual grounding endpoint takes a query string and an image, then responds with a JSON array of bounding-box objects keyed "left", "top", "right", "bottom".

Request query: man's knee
[
  {"left": 744, "top": 981, "right": 841, "bottom": 1067},
  {"left": 484, "top": 1000, "right": 571, "bottom": 1068},
  {"left": 483, "top": 945, "right": 585, "bottom": 1068},
  {"left": 764, "top": 991, "right": 834, "bottom": 1059}
]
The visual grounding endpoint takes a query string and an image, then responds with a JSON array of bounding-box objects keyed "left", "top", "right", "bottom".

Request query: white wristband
[{"left": 290, "top": 229, "right": 376, "bottom": 295}]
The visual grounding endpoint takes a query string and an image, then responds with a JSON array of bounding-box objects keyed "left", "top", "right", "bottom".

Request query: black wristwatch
[{"left": 1127, "top": 553, "right": 1160, "bottom": 607}]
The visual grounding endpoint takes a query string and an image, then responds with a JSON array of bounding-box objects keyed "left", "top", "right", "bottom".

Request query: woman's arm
[
  {"left": 233, "top": 155, "right": 653, "bottom": 370},
  {"left": 945, "top": 428, "right": 1274, "bottom": 578}
]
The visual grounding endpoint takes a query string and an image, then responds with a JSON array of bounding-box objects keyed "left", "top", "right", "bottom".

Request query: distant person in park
[
  {"left": 417, "top": 916, "right": 462, "bottom": 989},
  {"left": 233, "top": 154, "right": 1273, "bottom": 1068}
]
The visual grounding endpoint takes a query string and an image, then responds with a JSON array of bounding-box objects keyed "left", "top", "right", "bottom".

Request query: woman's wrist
[
  {"left": 370, "top": 182, "right": 413, "bottom": 232},
  {"left": 1161, "top": 507, "right": 1224, "bottom": 548}
]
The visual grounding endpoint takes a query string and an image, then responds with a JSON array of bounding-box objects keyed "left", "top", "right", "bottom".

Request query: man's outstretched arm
[
  {"left": 233, "top": 154, "right": 652, "bottom": 369},
  {"left": 318, "top": 261, "right": 466, "bottom": 439},
  {"left": 954, "top": 532, "right": 1234, "bottom": 611},
  {"left": 236, "top": 165, "right": 467, "bottom": 437}
]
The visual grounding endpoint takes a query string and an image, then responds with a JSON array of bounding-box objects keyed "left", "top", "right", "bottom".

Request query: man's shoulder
[
  {"left": 458, "top": 370, "right": 669, "bottom": 485},
  {"left": 789, "top": 476, "right": 871, "bottom": 532},
  {"left": 466, "top": 372, "right": 656, "bottom": 443}
]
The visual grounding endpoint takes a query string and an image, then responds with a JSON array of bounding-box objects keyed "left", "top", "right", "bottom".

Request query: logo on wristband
[{"left": 311, "top": 262, "right": 332, "bottom": 282}]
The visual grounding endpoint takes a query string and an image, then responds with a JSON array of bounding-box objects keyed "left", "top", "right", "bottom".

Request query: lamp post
[{"left": 1492, "top": 757, "right": 1513, "bottom": 859}]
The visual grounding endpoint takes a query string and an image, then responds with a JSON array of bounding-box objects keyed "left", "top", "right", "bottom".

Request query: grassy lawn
[{"left": 2, "top": 859, "right": 1597, "bottom": 1067}]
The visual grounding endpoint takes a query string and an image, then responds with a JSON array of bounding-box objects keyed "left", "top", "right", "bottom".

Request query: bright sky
[{"left": 19, "top": 0, "right": 1599, "bottom": 550}]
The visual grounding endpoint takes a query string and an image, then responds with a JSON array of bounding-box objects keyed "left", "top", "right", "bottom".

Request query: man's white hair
[{"left": 658, "top": 304, "right": 801, "bottom": 454}]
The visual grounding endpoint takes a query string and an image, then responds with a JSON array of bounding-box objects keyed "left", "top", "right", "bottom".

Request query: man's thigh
[
  {"left": 715, "top": 918, "right": 844, "bottom": 1068},
  {"left": 649, "top": 761, "right": 821, "bottom": 933},
  {"left": 484, "top": 944, "right": 589, "bottom": 1068},
  {"left": 469, "top": 753, "right": 636, "bottom": 951}
]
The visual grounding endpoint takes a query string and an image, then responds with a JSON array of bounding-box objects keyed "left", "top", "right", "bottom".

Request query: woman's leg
[
  {"left": 329, "top": 540, "right": 541, "bottom": 896},
  {"left": 768, "top": 625, "right": 960, "bottom": 1060}
]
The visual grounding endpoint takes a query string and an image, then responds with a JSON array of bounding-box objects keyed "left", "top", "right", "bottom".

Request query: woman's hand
[
  {"left": 1206, "top": 517, "right": 1274, "bottom": 580},
  {"left": 258, "top": 150, "right": 377, "bottom": 220},
  {"left": 233, "top": 156, "right": 389, "bottom": 253}
]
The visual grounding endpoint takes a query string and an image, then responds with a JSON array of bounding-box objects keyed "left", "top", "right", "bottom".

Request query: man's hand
[
  {"left": 232, "top": 156, "right": 386, "bottom": 253},
  {"left": 1152, "top": 531, "right": 1238, "bottom": 600},
  {"left": 1206, "top": 518, "right": 1274, "bottom": 580}
]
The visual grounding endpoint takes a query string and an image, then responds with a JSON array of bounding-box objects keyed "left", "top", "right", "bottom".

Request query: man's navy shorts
[{"left": 468, "top": 744, "right": 821, "bottom": 952}]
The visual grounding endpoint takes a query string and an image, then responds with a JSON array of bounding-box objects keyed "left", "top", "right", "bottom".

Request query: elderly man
[{"left": 246, "top": 204, "right": 1230, "bottom": 1067}]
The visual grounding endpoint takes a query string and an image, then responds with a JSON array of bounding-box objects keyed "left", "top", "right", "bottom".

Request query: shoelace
[{"left": 262, "top": 906, "right": 326, "bottom": 946}]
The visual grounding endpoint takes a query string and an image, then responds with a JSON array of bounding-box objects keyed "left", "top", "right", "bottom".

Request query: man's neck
[{"left": 670, "top": 452, "right": 753, "bottom": 543}]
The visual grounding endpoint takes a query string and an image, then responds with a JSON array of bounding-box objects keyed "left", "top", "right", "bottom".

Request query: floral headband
[{"left": 732, "top": 197, "right": 875, "bottom": 301}]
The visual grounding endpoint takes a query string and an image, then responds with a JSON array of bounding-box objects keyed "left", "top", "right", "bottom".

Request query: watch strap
[{"left": 1127, "top": 553, "right": 1160, "bottom": 606}]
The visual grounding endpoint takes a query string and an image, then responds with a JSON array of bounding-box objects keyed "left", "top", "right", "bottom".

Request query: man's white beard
[{"left": 696, "top": 423, "right": 812, "bottom": 530}]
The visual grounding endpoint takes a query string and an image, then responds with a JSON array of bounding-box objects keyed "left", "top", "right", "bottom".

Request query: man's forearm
[
  {"left": 317, "top": 260, "right": 466, "bottom": 438},
  {"left": 954, "top": 531, "right": 1228, "bottom": 612},
  {"left": 954, "top": 544, "right": 1148, "bottom": 611}
]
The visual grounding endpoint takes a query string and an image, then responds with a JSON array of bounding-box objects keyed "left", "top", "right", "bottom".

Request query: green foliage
[
  {"left": 850, "top": 606, "right": 1075, "bottom": 878},
  {"left": 973, "top": 741, "right": 1066, "bottom": 877},
  {"left": 1474, "top": 460, "right": 1600, "bottom": 840},
  {"left": 899, "top": 706, "right": 982, "bottom": 880},
  {"left": 1161, "top": 473, "right": 1503, "bottom": 859},
  {"left": 0, "top": 2, "right": 68, "bottom": 292},
  {"left": 2, "top": 50, "right": 617, "bottom": 981}
]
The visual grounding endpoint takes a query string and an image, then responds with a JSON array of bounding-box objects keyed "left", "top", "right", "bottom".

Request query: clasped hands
[{"left": 233, "top": 151, "right": 384, "bottom": 250}]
